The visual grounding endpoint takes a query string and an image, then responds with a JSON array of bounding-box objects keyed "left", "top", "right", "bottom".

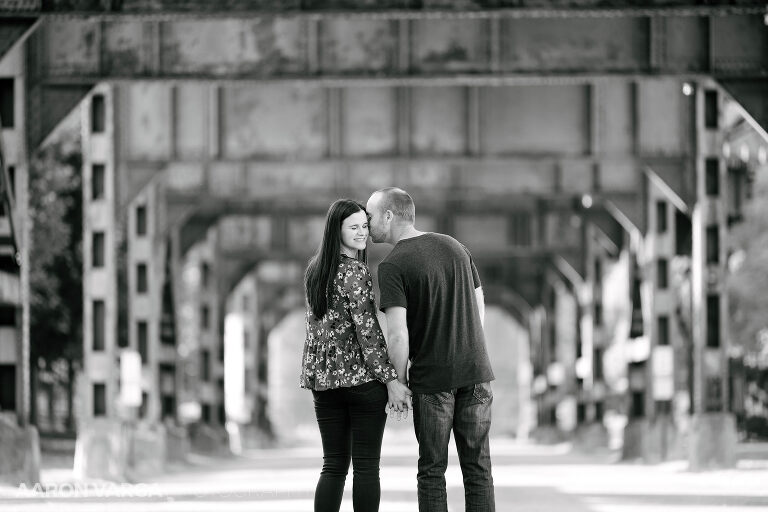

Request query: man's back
[{"left": 378, "top": 232, "right": 494, "bottom": 393}]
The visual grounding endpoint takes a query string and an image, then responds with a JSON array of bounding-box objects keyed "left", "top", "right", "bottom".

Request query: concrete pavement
[{"left": 1, "top": 433, "right": 768, "bottom": 511}]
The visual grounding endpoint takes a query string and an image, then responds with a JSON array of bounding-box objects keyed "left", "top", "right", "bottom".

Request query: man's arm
[
  {"left": 475, "top": 286, "right": 486, "bottom": 329},
  {"left": 384, "top": 306, "right": 409, "bottom": 384}
]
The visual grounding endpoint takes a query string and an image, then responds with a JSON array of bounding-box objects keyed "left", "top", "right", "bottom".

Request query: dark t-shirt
[{"left": 378, "top": 233, "right": 495, "bottom": 393}]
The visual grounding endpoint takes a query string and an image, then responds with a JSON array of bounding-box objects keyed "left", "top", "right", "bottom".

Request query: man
[{"left": 366, "top": 187, "right": 495, "bottom": 512}]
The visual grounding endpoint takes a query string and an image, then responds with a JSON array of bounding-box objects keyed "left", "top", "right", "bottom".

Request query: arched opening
[
  {"left": 266, "top": 308, "right": 315, "bottom": 444},
  {"left": 484, "top": 305, "right": 532, "bottom": 438}
]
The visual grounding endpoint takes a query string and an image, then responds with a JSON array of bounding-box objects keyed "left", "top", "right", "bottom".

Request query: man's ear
[{"left": 385, "top": 210, "right": 393, "bottom": 222}]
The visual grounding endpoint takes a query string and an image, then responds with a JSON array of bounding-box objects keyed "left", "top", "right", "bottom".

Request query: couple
[{"left": 300, "top": 187, "right": 496, "bottom": 512}]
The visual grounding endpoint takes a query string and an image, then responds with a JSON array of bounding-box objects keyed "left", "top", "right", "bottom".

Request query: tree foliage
[
  {"left": 28, "top": 128, "right": 83, "bottom": 366},
  {"left": 729, "top": 165, "right": 768, "bottom": 358}
]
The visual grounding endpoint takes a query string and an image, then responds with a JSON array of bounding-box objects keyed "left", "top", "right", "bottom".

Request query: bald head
[
  {"left": 366, "top": 187, "right": 417, "bottom": 244},
  {"left": 371, "top": 187, "right": 415, "bottom": 223}
]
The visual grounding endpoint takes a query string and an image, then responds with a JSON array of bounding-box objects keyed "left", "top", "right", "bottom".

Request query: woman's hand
[{"left": 385, "top": 380, "right": 412, "bottom": 421}]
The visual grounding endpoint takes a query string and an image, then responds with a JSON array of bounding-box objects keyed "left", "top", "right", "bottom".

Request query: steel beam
[
  {"left": 2, "top": 3, "right": 765, "bottom": 19},
  {"left": 21, "top": 11, "right": 767, "bottom": 83}
]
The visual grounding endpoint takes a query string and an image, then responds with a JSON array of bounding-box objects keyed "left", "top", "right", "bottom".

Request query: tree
[
  {"left": 28, "top": 124, "right": 83, "bottom": 431},
  {"left": 729, "top": 166, "right": 768, "bottom": 361}
]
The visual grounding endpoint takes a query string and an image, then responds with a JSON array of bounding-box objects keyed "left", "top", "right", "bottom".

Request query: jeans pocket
[
  {"left": 472, "top": 382, "right": 493, "bottom": 404},
  {"left": 421, "top": 391, "right": 451, "bottom": 407}
]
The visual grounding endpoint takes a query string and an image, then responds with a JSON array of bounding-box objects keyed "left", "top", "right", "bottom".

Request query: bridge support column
[
  {"left": 0, "top": 44, "right": 39, "bottom": 485},
  {"left": 687, "top": 83, "right": 737, "bottom": 470},
  {"left": 533, "top": 270, "right": 579, "bottom": 443},
  {"left": 532, "top": 286, "right": 559, "bottom": 443},
  {"left": 182, "top": 227, "right": 229, "bottom": 454},
  {"left": 622, "top": 231, "right": 653, "bottom": 461},
  {"left": 77, "top": 86, "right": 184, "bottom": 479},
  {"left": 624, "top": 174, "right": 687, "bottom": 463},
  {"left": 77, "top": 84, "right": 138, "bottom": 480},
  {"left": 529, "top": 305, "right": 547, "bottom": 440},
  {"left": 572, "top": 222, "right": 612, "bottom": 452},
  {"left": 225, "top": 272, "right": 261, "bottom": 449}
]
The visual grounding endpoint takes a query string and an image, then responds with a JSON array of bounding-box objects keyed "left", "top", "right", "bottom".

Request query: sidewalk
[{"left": 1, "top": 438, "right": 767, "bottom": 511}]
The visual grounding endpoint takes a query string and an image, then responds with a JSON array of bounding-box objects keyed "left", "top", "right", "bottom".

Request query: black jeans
[
  {"left": 312, "top": 380, "right": 388, "bottom": 512},
  {"left": 413, "top": 382, "right": 495, "bottom": 512}
]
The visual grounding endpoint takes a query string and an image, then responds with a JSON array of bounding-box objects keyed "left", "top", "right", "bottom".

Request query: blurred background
[{"left": 0, "top": 0, "right": 767, "bottom": 490}]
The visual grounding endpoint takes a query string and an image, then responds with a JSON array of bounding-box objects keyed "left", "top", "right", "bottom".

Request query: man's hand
[{"left": 385, "top": 380, "right": 412, "bottom": 421}]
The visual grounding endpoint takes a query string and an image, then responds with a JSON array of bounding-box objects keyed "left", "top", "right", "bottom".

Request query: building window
[
  {"left": 0, "top": 78, "right": 14, "bottom": 128},
  {"left": 136, "top": 263, "right": 148, "bottom": 294},
  {"left": 657, "top": 315, "right": 670, "bottom": 346},
  {"left": 0, "top": 254, "right": 16, "bottom": 273},
  {"left": 628, "top": 361, "right": 645, "bottom": 418},
  {"left": 93, "top": 383, "right": 106, "bottom": 416},
  {"left": 548, "top": 320, "right": 556, "bottom": 361},
  {"left": 136, "top": 205, "right": 147, "bottom": 236},
  {"left": 201, "top": 349, "right": 210, "bottom": 382},
  {"left": 161, "top": 395, "right": 176, "bottom": 420},
  {"left": 675, "top": 210, "right": 692, "bottom": 256},
  {"left": 201, "top": 262, "right": 210, "bottom": 289},
  {"left": 705, "top": 158, "right": 719, "bottom": 196},
  {"left": 707, "top": 294, "right": 720, "bottom": 348},
  {"left": 656, "top": 400, "right": 672, "bottom": 415},
  {"left": 0, "top": 305, "right": 16, "bottom": 326},
  {"left": 704, "top": 89, "right": 718, "bottom": 129},
  {"left": 594, "top": 259, "right": 602, "bottom": 288},
  {"left": 217, "top": 378, "right": 226, "bottom": 423},
  {"left": 92, "top": 232, "right": 105, "bottom": 268},
  {"left": 0, "top": 364, "right": 15, "bottom": 411},
  {"left": 91, "top": 94, "right": 105, "bottom": 133},
  {"left": 706, "top": 225, "right": 719, "bottom": 264},
  {"left": 201, "top": 404, "right": 211, "bottom": 424},
  {"left": 657, "top": 258, "right": 668, "bottom": 289},
  {"left": 93, "top": 300, "right": 105, "bottom": 351},
  {"left": 594, "top": 401, "right": 604, "bottom": 421},
  {"left": 92, "top": 164, "right": 105, "bottom": 200},
  {"left": 7, "top": 166, "right": 14, "bottom": 198},
  {"left": 508, "top": 212, "right": 532, "bottom": 247},
  {"left": 656, "top": 201, "right": 668, "bottom": 233},
  {"left": 593, "top": 348, "right": 603, "bottom": 381},
  {"left": 201, "top": 305, "right": 210, "bottom": 331},
  {"left": 137, "top": 321, "right": 148, "bottom": 365},
  {"left": 159, "top": 364, "right": 176, "bottom": 420},
  {"left": 594, "top": 302, "right": 603, "bottom": 326},
  {"left": 706, "top": 377, "right": 722, "bottom": 412}
]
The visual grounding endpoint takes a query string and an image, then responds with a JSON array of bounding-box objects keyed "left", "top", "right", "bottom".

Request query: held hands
[{"left": 385, "top": 379, "right": 413, "bottom": 421}]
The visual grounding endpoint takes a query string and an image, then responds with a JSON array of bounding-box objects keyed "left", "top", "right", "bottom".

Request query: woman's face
[{"left": 340, "top": 210, "right": 369, "bottom": 256}]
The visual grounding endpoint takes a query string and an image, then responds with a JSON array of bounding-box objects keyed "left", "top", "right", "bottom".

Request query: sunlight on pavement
[{"left": 2, "top": 441, "right": 768, "bottom": 512}]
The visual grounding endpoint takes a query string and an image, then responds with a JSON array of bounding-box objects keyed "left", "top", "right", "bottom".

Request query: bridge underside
[{"left": 0, "top": 1, "right": 767, "bottom": 473}]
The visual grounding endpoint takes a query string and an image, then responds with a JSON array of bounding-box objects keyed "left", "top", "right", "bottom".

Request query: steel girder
[
  {"left": 4, "top": 5, "right": 764, "bottom": 148},
  {"left": 20, "top": 9, "right": 767, "bottom": 82}
]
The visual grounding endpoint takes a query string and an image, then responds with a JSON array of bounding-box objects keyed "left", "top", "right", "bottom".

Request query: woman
[{"left": 301, "top": 199, "right": 411, "bottom": 512}]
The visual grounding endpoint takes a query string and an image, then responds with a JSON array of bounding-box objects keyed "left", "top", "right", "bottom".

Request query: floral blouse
[{"left": 300, "top": 255, "right": 398, "bottom": 391}]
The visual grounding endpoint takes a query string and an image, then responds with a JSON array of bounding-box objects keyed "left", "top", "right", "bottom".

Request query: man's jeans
[{"left": 413, "top": 382, "right": 495, "bottom": 512}]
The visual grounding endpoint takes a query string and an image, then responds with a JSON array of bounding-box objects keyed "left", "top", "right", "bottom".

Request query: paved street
[{"left": 2, "top": 434, "right": 768, "bottom": 512}]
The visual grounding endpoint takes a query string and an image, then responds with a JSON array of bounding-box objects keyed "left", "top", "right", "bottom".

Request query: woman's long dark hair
[{"left": 305, "top": 199, "right": 368, "bottom": 319}]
